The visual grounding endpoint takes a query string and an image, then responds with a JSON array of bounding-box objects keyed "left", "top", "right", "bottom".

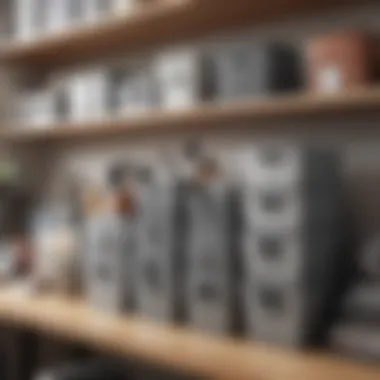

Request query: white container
[
  {"left": 66, "top": 69, "right": 108, "bottom": 122},
  {"left": 20, "top": 90, "right": 57, "bottom": 128},
  {"left": 31, "top": 0, "right": 52, "bottom": 37},
  {"left": 45, "top": 0, "right": 67, "bottom": 34},
  {"left": 155, "top": 49, "right": 203, "bottom": 110},
  {"left": 66, "top": 73, "right": 91, "bottom": 123},
  {"left": 14, "top": 0, "right": 35, "bottom": 41},
  {"left": 88, "top": 69, "right": 109, "bottom": 119}
]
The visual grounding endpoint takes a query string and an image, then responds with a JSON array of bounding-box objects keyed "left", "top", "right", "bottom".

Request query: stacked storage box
[
  {"left": 242, "top": 145, "right": 348, "bottom": 346},
  {"left": 135, "top": 156, "right": 187, "bottom": 323},
  {"left": 183, "top": 149, "right": 243, "bottom": 335}
]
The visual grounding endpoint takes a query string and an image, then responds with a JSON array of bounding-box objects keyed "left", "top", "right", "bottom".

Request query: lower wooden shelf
[
  {"left": 0, "top": 285, "right": 378, "bottom": 380},
  {"left": 3, "top": 87, "right": 380, "bottom": 144}
]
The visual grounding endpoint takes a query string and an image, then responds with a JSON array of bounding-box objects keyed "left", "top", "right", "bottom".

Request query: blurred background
[{"left": 0, "top": 0, "right": 380, "bottom": 379}]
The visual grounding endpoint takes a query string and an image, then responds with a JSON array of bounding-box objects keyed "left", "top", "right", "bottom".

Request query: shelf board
[
  {"left": 0, "top": 0, "right": 372, "bottom": 69},
  {"left": 3, "top": 87, "right": 380, "bottom": 144},
  {"left": 0, "top": 285, "right": 378, "bottom": 380}
]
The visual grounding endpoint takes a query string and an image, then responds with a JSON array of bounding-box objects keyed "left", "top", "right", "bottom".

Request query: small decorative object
[{"left": 307, "top": 31, "right": 380, "bottom": 93}]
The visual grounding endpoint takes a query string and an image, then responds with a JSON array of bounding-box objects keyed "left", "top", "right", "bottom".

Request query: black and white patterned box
[{"left": 84, "top": 212, "right": 136, "bottom": 313}]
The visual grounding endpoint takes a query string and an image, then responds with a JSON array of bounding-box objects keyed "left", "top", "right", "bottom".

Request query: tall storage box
[
  {"left": 135, "top": 159, "right": 187, "bottom": 323},
  {"left": 184, "top": 151, "right": 243, "bottom": 334},
  {"left": 84, "top": 212, "right": 136, "bottom": 313},
  {"left": 242, "top": 145, "right": 348, "bottom": 345}
]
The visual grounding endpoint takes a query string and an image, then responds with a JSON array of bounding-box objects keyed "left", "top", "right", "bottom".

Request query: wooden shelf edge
[
  {"left": 2, "top": 88, "right": 380, "bottom": 144},
  {"left": 0, "top": 0, "right": 373, "bottom": 68},
  {"left": 0, "top": 286, "right": 378, "bottom": 380},
  {"left": 0, "top": 0, "right": 193, "bottom": 67}
]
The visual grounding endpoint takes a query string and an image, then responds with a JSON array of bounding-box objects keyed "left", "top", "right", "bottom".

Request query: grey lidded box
[
  {"left": 135, "top": 180, "right": 188, "bottom": 323},
  {"left": 212, "top": 41, "right": 301, "bottom": 101},
  {"left": 341, "top": 283, "right": 380, "bottom": 324},
  {"left": 84, "top": 212, "right": 137, "bottom": 313},
  {"left": 330, "top": 323, "right": 380, "bottom": 361},
  {"left": 184, "top": 182, "right": 243, "bottom": 335}
]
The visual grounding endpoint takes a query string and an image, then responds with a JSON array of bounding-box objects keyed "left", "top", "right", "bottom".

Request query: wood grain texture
[
  {"left": 3, "top": 86, "right": 380, "bottom": 144},
  {"left": 0, "top": 0, "right": 373, "bottom": 69},
  {"left": 0, "top": 286, "right": 378, "bottom": 380}
]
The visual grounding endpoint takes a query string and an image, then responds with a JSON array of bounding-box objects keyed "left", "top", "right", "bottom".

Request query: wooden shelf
[
  {"left": 0, "top": 0, "right": 372, "bottom": 69},
  {"left": 3, "top": 87, "right": 380, "bottom": 144},
  {"left": 0, "top": 285, "right": 378, "bottom": 380}
]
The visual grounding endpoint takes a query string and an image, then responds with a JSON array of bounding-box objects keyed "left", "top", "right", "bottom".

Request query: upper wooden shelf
[
  {"left": 0, "top": 285, "right": 379, "bottom": 380},
  {"left": 3, "top": 87, "right": 380, "bottom": 144},
  {"left": 0, "top": 0, "right": 372, "bottom": 69}
]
